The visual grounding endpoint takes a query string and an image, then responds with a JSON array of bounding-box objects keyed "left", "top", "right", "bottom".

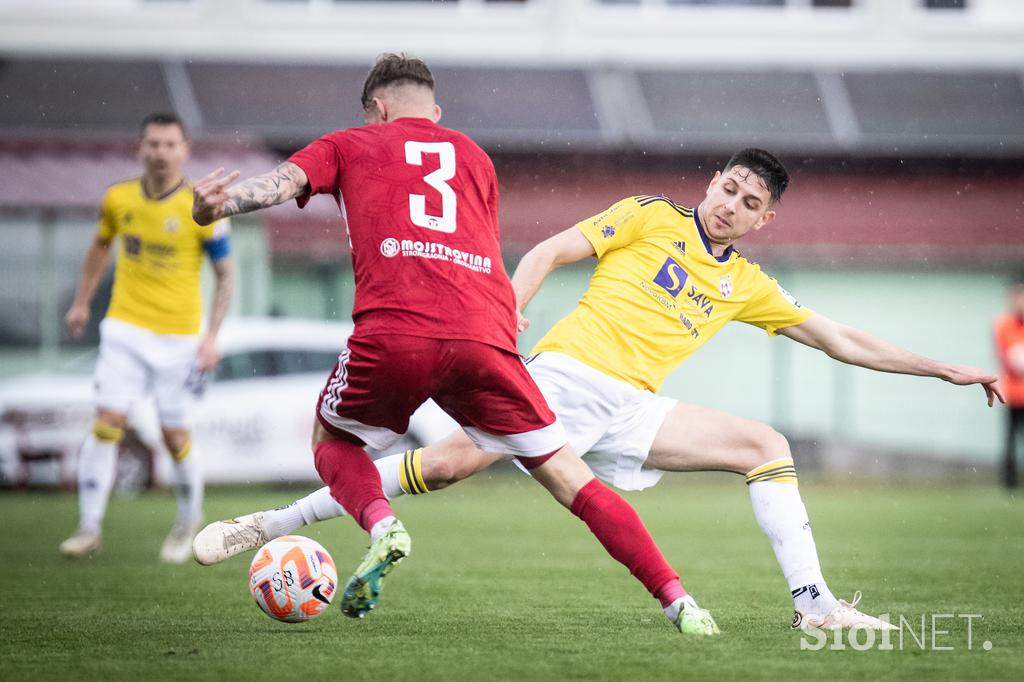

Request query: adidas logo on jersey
[{"left": 672, "top": 241, "right": 686, "bottom": 256}]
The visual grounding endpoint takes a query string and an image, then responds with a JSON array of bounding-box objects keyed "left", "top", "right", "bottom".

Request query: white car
[{"left": 0, "top": 318, "right": 457, "bottom": 487}]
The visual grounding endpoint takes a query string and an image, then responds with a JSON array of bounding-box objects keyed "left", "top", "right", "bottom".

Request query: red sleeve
[{"left": 288, "top": 134, "right": 344, "bottom": 209}]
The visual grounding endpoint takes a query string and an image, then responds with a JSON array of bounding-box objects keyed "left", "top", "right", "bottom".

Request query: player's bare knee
[
  {"left": 751, "top": 427, "right": 791, "bottom": 468},
  {"left": 422, "top": 453, "right": 460, "bottom": 490},
  {"left": 161, "top": 428, "right": 190, "bottom": 457},
  {"left": 311, "top": 420, "right": 334, "bottom": 449},
  {"left": 729, "top": 425, "right": 791, "bottom": 474},
  {"left": 95, "top": 408, "right": 128, "bottom": 430}
]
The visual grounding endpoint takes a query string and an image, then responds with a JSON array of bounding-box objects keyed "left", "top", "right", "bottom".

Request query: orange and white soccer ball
[{"left": 248, "top": 535, "right": 338, "bottom": 623}]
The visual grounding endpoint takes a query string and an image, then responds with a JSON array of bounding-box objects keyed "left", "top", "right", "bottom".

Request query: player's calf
[{"left": 420, "top": 438, "right": 505, "bottom": 490}]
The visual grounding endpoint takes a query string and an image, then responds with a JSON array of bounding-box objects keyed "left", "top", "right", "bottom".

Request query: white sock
[
  {"left": 369, "top": 515, "right": 396, "bottom": 542},
  {"left": 262, "top": 452, "right": 412, "bottom": 536},
  {"left": 747, "top": 466, "right": 837, "bottom": 616},
  {"left": 663, "top": 595, "right": 698, "bottom": 623},
  {"left": 259, "top": 502, "right": 307, "bottom": 540},
  {"left": 260, "top": 489, "right": 343, "bottom": 539},
  {"left": 376, "top": 452, "right": 407, "bottom": 499},
  {"left": 76, "top": 434, "right": 119, "bottom": 535},
  {"left": 296, "top": 487, "right": 346, "bottom": 525},
  {"left": 171, "top": 446, "right": 203, "bottom": 528}
]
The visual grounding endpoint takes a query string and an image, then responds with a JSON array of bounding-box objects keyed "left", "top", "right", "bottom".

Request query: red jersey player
[{"left": 191, "top": 54, "right": 718, "bottom": 635}]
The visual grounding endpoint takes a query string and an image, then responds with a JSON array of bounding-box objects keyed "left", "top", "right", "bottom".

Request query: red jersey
[
  {"left": 995, "top": 313, "right": 1024, "bottom": 407},
  {"left": 289, "top": 117, "right": 517, "bottom": 353}
]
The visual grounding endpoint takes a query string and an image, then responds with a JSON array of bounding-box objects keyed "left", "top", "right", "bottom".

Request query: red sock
[
  {"left": 570, "top": 479, "right": 686, "bottom": 606},
  {"left": 313, "top": 439, "right": 394, "bottom": 533},
  {"left": 654, "top": 579, "right": 687, "bottom": 609}
]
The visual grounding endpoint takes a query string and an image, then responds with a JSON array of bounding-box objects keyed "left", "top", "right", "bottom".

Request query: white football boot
[
  {"left": 160, "top": 521, "right": 202, "bottom": 564},
  {"left": 59, "top": 528, "right": 101, "bottom": 558},
  {"left": 792, "top": 591, "right": 897, "bottom": 631},
  {"left": 192, "top": 513, "right": 271, "bottom": 565}
]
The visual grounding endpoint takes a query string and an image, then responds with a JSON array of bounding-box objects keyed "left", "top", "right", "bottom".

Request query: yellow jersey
[
  {"left": 97, "top": 178, "right": 230, "bottom": 336},
  {"left": 532, "top": 195, "right": 812, "bottom": 392}
]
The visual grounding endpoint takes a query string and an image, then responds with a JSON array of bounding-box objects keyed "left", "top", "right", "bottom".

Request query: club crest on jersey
[
  {"left": 719, "top": 275, "right": 732, "bottom": 298},
  {"left": 653, "top": 257, "right": 688, "bottom": 297},
  {"left": 601, "top": 225, "right": 615, "bottom": 238},
  {"left": 164, "top": 217, "right": 180, "bottom": 233},
  {"left": 380, "top": 238, "right": 400, "bottom": 258}
]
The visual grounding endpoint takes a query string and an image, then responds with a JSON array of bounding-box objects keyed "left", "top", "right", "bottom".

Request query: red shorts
[{"left": 316, "top": 333, "right": 566, "bottom": 456}]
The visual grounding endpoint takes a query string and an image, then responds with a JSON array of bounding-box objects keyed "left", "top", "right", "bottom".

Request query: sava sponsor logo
[
  {"left": 653, "top": 257, "right": 714, "bottom": 318},
  {"left": 379, "top": 238, "right": 492, "bottom": 274},
  {"left": 653, "top": 258, "right": 688, "bottom": 297},
  {"left": 686, "top": 285, "right": 715, "bottom": 318}
]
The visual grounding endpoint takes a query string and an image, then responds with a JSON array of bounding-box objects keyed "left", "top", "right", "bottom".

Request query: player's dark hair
[
  {"left": 140, "top": 112, "right": 187, "bottom": 138},
  {"left": 361, "top": 53, "right": 435, "bottom": 110},
  {"left": 724, "top": 148, "right": 789, "bottom": 205}
]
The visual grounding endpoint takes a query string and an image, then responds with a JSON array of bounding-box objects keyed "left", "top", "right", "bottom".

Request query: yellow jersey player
[
  {"left": 60, "top": 113, "right": 235, "bottom": 563},
  {"left": 195, "top": 149, "right": 1001, "bottom": 632}
]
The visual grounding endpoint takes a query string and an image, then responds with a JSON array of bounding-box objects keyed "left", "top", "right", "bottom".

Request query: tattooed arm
[{"left": 192, "top": 162, "right": 309, "bottom": 226}]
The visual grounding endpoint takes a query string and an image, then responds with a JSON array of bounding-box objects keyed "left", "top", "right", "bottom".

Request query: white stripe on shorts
[
  {"left": 462, "top": 419, "right": 567, "bottom": 458},
  {"left": 317, "top": 407, "right": 405, "bottom": 452}
]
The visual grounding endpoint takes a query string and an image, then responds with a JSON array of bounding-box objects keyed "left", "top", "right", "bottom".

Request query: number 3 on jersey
[{"left": 405, "top": 141, "right": 457, "bottom": 233}]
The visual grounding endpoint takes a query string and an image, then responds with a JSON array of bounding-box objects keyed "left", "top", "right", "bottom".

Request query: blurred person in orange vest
[{"left": 995, "top": 276, "right": 1024, "bottom": 489}]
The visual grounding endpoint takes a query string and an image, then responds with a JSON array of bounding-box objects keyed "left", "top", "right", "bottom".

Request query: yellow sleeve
[
  {"left": 739, "top": 271, "right": 813, "bottom": 336},
  {"left": 96, "top": 189, "right": 117, "bottom": 241},
  {"left": 574, "top": 196, "right": 648, "bottom": 258}
]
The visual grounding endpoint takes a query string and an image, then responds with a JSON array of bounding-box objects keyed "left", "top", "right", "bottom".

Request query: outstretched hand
[
  {"left": 941, "top": 364, "right": 1004, "bottom": 407},
  {"left": 516, "top": 310, "right": 531, "bottom": 334},
  {"left": 192, "top": 167, "right": 241, "bottom": 226}
]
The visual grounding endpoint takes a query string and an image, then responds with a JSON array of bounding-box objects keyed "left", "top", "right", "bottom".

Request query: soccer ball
[{"left": 248, "top": 535, "right": 338, "bottom": 623}]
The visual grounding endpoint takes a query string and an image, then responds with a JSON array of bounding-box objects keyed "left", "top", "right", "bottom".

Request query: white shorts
[
  {"left": 524, "top": 352, "right": 676, "bottom": 491},
  {"left": 94, "top": 318, "right": 200, "bottom": 428}
]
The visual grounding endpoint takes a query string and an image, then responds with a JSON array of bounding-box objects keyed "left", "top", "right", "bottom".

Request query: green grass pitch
[{"left": 1, "top": 474, "right": 1021, "bottom": 680}]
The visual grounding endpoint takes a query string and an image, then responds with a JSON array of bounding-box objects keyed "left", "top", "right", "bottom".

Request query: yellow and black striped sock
[
  {"left": 745, "top": 457, "right": 798, "bottom": 486},
  {"left": 91, "top": 420, "right": 124, "bottom": 444},
  {"left": 397, "top": 448, "right": 430, "bottom": 495},
  {"left": 171, "top": 440, "right": 192, "bottom": 463}
]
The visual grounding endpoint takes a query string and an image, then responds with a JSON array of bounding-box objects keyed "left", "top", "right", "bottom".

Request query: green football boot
[{"left": 341, "top": 520, "right": 411, "bottom": 619}]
